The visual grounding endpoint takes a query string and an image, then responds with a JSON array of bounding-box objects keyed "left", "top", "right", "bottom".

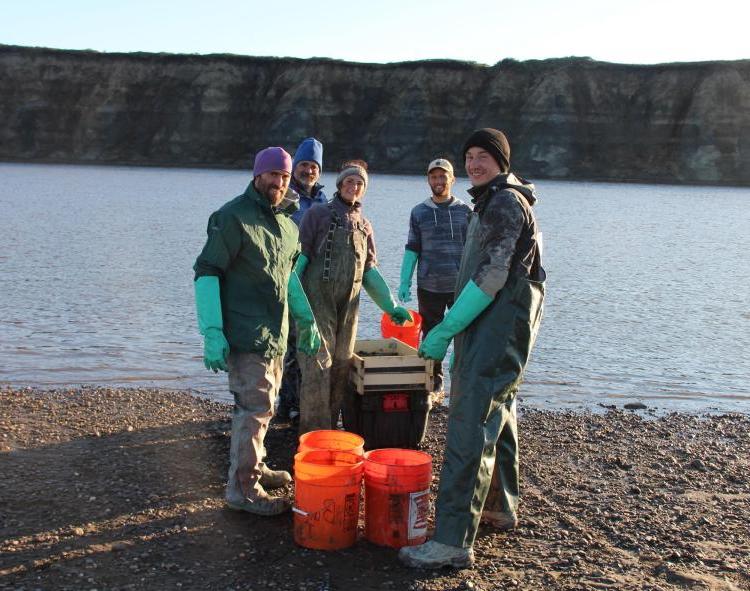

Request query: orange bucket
[
  {"left": 293, "top": 450, "right": 364, "bottom": 550},
  {"left": 380, "top": 310, "right": 421, "bottom": 349},
  {"left": 364, "top": 448, "right": 432, "bottom": 548},
  {"left": 297, "top": 430, "right": 365, "bottom": 456}
]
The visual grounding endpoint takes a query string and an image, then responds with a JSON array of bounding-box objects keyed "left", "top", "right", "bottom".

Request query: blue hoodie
[{"left": 405, "top": 196, "right": 472, "bottom": 293}]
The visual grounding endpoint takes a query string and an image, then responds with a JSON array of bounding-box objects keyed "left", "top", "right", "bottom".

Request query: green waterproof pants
[
  {"left": 433, "top": 273, "right": 544, "bottom": 548},
  {"left": 483, "top": 398, "right": 519, "bottom": 517},
  {"left": 298, "top": 220, "right": 367, "bottom": 433}
]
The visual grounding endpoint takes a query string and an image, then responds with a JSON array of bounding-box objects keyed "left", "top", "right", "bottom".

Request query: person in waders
[
  {"left": 193, "top": 147, "right": 321, "bottom": 516},
  {"left": 295, "top": 162, "right": 411, "bottom": 434},
  {"left": 277, "top": 137, "right": 329, "bottom": 425},
  {"left": 400, "top": 129, "right": 546, "bottom": 568}
]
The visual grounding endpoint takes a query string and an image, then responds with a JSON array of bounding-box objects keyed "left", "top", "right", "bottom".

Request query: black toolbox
[{"left": 346, "top": 339, "right": 435, "bottom": 450}]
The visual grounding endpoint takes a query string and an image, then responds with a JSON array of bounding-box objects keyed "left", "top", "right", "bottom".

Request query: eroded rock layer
[{"left": 1, "top": 45, "right": 748, "bottom": 184}]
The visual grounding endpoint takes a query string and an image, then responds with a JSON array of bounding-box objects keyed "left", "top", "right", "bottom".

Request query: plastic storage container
[
  {"left": 354, "top": 390, "right": 432, "bottom": 450},
  {"left": 364, "top": 448, "right": 432, "bottom": 548},
  {"left": 348, "top": 338, "right": 434, "bottom": 450}
]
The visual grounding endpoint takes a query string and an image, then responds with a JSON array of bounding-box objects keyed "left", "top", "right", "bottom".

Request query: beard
[
  {"left": 255, "top": 177, "right": 286, "bottom": 206},
  {"left": 296, "top": 172, "right": 316, "bottom": 191},
  {"left": 430, "top": 184, "right": 450, "bottom": 198}
]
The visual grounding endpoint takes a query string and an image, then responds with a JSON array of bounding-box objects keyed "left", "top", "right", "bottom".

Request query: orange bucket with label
[
  {"left": 297, "top": 430, "right": 365, "bottom": 456},
  {"left": 364, "top": 448, "right": 432, "bottom": 548},
  {"left": 380, "top": 310, "right": 422, "bottom": 349},
  {"left": 293, "top": 450, "right": 364, "bottom": 550}
]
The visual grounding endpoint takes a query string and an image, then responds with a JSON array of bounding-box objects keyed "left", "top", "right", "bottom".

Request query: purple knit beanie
[{"left": 253, "top": 147, "right": 292, "bottom": 176}]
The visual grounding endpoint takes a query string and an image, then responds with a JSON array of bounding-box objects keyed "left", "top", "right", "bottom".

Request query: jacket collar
[
  {"left": 290, "top": 176, "right": 325, "bottom": 200},
  {"left": 334, "top": 192, "right": 362, "bottom": 210},
  {"left": 467, "top": 172, "right": 537, "bottom": 212}
]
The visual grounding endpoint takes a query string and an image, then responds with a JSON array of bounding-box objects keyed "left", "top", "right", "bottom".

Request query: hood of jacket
[
  {"left": 468, "top": 172, "right": 537, "bottom": 211},
  {"left": 420, "top": 195, "right": 469, "bottom": 209}
]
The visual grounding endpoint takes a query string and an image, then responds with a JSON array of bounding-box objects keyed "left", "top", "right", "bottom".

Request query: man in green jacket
[
  {"left": 400, "top": 129, "right": 546, "bottom": 568},
  {"left": 193, "top": 147, "right": 321, "bottom": 516}
]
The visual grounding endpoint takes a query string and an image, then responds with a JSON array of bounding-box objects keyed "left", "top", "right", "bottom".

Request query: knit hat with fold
[
  {"left": 336, "top": 165, "right": 368, "bottom": 189},
  {"left": 462, "top": 128, "right": 511, "bottom": 173},
  {"left": 293, "top": 137, "right": 324, "bottom": 169},
  {"left": 253, "top": 147, "right": 292, "bottom": 176}
]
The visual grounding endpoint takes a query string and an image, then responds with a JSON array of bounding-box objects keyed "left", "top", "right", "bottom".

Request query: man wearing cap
[
  {"left": 400, "top": 129, "right": 546, "bottom": 568},
  {"left": 295, "top": 162, "right": 411, "bottom": 434},
  {"left": 193, "top": 146, "right": 321, "bottom": 516},
  {"left": 277, "top": 137, "right": 329, "bottom": 424},
  {"left": 397, "top": 158, "right": 471, "bottom": 397}
]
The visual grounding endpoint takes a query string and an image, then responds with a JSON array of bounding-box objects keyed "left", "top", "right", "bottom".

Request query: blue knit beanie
[{"left": 293, "top": 137, "right": 323, "bottom": 170}]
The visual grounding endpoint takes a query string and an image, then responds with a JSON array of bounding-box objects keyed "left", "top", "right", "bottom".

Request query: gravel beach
[{"left": 1, "top": 386, "right": 748, "bottom": 591}]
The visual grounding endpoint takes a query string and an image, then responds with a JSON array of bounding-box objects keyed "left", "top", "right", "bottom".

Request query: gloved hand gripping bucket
[
  {"left": 364, "top": 448, "right": 432, "bottom": 548},
  {"left": 380, "top": 310, "right": 422, "bottom": 348},
  {"left": 293, "top": 450, "right": 364, "bottom": 550}
]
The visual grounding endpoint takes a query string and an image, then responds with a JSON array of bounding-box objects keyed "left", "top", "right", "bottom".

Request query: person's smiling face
[
  {"left": 465, "top": 147, "right": 501, "bottom": 187},
  {"left": 339, "top": 175, "right": 365, "bottom": 203}
]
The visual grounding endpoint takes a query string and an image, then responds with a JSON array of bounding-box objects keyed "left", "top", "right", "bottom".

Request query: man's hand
[
  {"left": 398, "top": 249, "right": 418, "bottom": 304},
  {"left": 398, "top": 282, "right": 412, "bottom": 303},
  {"left": 203, "top": 327, "right": 229, "bottom": 372},
  {"left": 418, "top": 323, "right": 451, "bottom": 361},
  {"left": 297, "top": 322, "right": 322, "bottom": 356},
  {"left": 390, "top": 306, "right": 413, "bottom": 326}
]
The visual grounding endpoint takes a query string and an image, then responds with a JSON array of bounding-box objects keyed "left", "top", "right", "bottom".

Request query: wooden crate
[{"left": 350, "top": 338, "right": 434, "bottom": 394}]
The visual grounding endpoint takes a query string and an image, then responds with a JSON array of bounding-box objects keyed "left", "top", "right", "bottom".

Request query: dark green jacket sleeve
[{"left": 194, "top": 209, "right": 243, "bottom": 279}]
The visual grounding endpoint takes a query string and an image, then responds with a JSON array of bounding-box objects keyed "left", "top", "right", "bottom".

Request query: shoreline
[
  {"left": 1, "top": 386, "right": 748, "bottom": 590},
  {"left": 2, "top": 158, "right": 750, "bottom": 189},
  {"left": 4, "top": 383, "right": 748, "bottom": 419}
]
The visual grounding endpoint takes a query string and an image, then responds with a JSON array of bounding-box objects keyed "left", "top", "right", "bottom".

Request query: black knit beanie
[{"left": 461, "top": 128, "right": 511, "bottom": 173}]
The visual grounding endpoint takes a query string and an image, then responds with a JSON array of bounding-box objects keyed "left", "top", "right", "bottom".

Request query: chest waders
[
  {"left": 299, "top": 204, "right": 368, "bottom": 433},
  {"left": 433, "top": 190, "right": 545, "bottom": 549}
]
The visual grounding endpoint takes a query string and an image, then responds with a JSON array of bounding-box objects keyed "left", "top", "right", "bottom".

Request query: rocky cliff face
[{"left": 1, "top": 45, "right": 749, "bottom": 185}]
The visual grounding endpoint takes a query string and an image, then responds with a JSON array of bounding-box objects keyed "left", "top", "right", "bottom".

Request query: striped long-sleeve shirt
[{"left": 405, "top": 196, "right": 472, "bottom": 294}]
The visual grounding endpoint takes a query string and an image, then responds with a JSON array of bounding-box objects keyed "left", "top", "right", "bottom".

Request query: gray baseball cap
[{"left": 427, "top": 158, "right": 454, "bottom": 174}]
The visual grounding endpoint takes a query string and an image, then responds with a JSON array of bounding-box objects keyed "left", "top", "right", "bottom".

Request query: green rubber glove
[
  {"left": 363, "top": 267, "right": 413, "bottom": 325},
  {"left": 398, "top": 249, "right": 418, "bottom": 303},
  {"left": 194, "top": 276, "right": 230, "bottom": 372},
  {"left": 288, "top": 272, "right": 321, "bottom": 356},
  {"left": 419, "top": 280, "right": 493, "bottom": 361},
  {"left": 294, "top": 253, "right": 309, "bottom": 278}
]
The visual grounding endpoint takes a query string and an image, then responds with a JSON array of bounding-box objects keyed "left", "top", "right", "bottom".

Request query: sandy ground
[{"left": 1, "top": 386, "right": 748, "bottom": 591}]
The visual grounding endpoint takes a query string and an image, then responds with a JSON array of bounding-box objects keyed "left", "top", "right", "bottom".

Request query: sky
[{"left": 1, "top": 0, "right": 747, "bottom": 66}]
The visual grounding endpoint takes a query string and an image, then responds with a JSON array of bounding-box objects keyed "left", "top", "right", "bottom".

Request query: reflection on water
[{"left": 1, "top": 162, "right": 749, "bottom": 413}]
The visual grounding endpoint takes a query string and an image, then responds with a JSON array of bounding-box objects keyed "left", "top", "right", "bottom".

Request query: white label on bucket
[{"left": 408, "top": 489, "right": 430, "bottom": 540}]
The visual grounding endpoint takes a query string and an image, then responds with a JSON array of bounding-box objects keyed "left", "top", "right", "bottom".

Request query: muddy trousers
[
  {"left": 298, "top": 356, "right": 352, "bottom": 433},
  {"left": 225, "top": 352, "right": 283, "bottom": 504},
  {"left": 277, "top": 318, "right": 300, "bottom": 418},
  {"left": 433, "top": 396, "right": 518, "bottom": 548},
  {"left": 298, "top": 216, "right": 366, "bottom": 434}
]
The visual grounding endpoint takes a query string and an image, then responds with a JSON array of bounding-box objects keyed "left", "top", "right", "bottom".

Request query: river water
[{"left": 1, "top": 162, "right": 748, "bottom": 413}]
